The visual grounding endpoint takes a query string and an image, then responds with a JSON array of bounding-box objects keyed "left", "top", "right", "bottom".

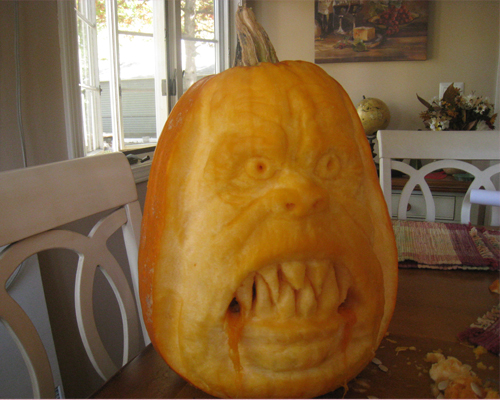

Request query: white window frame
[
  {"left": 77, "top": 0, "right": 104, "bottom": 154},
  {"left": 58, "top": 0, "right": 236, "bottom": 163}
]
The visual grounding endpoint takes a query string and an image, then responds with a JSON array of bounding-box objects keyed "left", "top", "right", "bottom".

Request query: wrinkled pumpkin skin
[{"left": 139, "top": 60, "right": 398, "bottom": 399}]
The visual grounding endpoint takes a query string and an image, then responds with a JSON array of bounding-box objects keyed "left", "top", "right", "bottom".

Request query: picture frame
[{"left": 315, "top": 0, "right": 429, "bottom": 64}]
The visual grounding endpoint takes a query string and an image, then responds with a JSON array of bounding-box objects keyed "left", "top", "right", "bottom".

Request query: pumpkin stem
[{"left": 233, "top": 5, "right": 279, "bottom": 67}]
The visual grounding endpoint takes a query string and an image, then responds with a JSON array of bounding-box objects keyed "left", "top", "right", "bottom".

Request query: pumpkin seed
[{"left": 471, "top": 382, "right": 483, "bottom": 397}]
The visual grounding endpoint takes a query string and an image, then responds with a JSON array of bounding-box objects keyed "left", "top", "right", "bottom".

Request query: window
[
  {"left": 180, "top": 1, "right": 229, "bottom": 94},
  {"left": 67, "top": 0, "right": 231, "bottom": 156},
  {"left": 76, "top": 0, "right": 103, "bottom": 153}
]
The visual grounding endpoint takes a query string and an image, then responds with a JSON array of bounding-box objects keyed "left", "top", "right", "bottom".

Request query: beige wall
[
  {"left": 0, "top": 1, "right": 69, "bottom": 172},
  {"left": 0, "top": 2, "right": 24, "bottom": 171},
  {"left": 251, "top": 0, "right": 500, "bottom": 131}
]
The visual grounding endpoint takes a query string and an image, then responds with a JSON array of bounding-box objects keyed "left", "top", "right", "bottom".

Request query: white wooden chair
[
  {"left": 377, "top": 130, "right": 500, "bottom": 225},
  {"left": 0, "top": 153, "right": 149, "bottom": 398}
]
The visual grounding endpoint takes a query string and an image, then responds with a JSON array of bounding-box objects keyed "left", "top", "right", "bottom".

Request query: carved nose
[{"left": 270, "top": 172, "right": 329, "bottom": 217}]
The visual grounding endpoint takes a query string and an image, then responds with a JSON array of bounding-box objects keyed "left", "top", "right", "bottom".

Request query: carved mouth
[
  {"left": 224, "top": 260, "right": 357, "bottom": 372},
  {"left": 228, "top": 260, "right": 352, "bottom": 320}
]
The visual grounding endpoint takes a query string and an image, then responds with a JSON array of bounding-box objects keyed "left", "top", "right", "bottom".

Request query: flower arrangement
[{"left": 417, "top": 83, "right": 497, "bottom": 131}]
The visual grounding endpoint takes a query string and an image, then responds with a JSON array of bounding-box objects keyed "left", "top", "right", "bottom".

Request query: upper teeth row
[{"left": 233, "top": 260, "right": 346, "bottom": 319}]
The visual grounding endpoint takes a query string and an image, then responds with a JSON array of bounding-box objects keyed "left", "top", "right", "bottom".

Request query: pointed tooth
[
  {"left": 235, "top": 273, "right": 255, "bottom": 315},
  {"left": 276, "top": 280, "right": 295, "bottom": 318},
  {"left": 281, "top": 261, "right": 306, "bottom": 290},
  {"left": 317, "top": 268, "right": 339, "bottom": 315},
  {"left": 254, "top": 274, "right": 273, "bottom": 316},
  {"left": 306, "top": 260, "right": 330, "bottom": 297},
  {"left": 258, "top": 264, "right": 280, "bottom": 304},
  {"left": 296, "top": 278, "right": 317, "bottom": 317},
  {"left": 335, "top": 267, "right": 352, "bottom": 305}
]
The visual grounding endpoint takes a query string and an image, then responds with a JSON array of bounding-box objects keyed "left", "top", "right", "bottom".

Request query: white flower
[
  {"left": 457, "top": 95, "right": 472, "bottom": 110},
  {"left": 475, "top": 104, "right": 488, "bottom": 115},
  {"left": 429, "top": 117, "right": 450, "bottom": 131},
  {"left": 476, "top": 120, "right": 489, "bottom": 131},
  {"left": 462, "top": 94, "right": 476, "bottom": 109},
  {"left": 420, "top": 89, "right": 495, "bottom": 131}
]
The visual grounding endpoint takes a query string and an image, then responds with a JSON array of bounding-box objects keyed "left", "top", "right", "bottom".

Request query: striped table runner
[{"left": 391, "top": 220, "right": 499, "bottom": 271}]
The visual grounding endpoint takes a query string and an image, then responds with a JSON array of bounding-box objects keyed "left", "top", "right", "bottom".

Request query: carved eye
[
  {"left": 245, "top": 157, "right": 276, "bottom": 180},
  {"left": 315, "top": 151, "right": 340, "bottom": 179}
]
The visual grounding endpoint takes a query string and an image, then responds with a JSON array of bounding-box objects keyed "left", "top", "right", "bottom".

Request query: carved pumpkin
[{"left": 138, "top": 8, "right": 397, "bottom": 399}]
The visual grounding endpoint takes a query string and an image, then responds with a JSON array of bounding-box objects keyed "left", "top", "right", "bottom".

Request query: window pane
[
  {"left": 117, "top": 0, "right": 153, "bottom": 34},
  {"left": 181, "top": 0, "right": 214, "bottom": 40},
  {"left": 94, "top": 1, "right": 112, "bottom": 151},
  {"left": 119, "top": 33, "right": 157, "bottom": 146},
  {"left": 97, "top": 16, "right": 110, "bottom": 82},
  {"left": 81, "top": 88, "right": 93, "bottom": 150},
  {"left": 96, "top": 0, "right": 106, "bottom": 29},
  {"left": 77, "top": 19, "right": 92, "bottom": 87},
  {"left": 76, "top": 0, "right": 93, "bottom": 19},
  {"left": 99, "top": 81, "right": 113, "bottom": 148},
  {"left": 121, "top": 79, "right": 157, "bottom": 145},
  {"left": 76, "top": 0, "right": 84, "bottom": 16},
  {"left": 182, "top": 40, "right": 215, "bottom": 91},
  {"left": 81, "top": 88, "right": 103, "bottom": 152},
  {"left": 119, "top": 33, "right": 155, "bottom": 79}
]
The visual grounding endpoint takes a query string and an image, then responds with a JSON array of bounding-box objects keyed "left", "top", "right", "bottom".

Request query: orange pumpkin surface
[{"left": 138, "top": 60, "right": 398, "bottom": 398}]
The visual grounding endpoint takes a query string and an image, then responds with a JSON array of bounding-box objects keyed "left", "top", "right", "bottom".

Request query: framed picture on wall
[{"left": 315, "top": 0, "right": 429, "bottom": 64}]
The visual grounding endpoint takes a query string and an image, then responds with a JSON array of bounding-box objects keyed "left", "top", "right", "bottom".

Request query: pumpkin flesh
[{"left": 139, "top": 60, "right": 398, "bottom": 398}]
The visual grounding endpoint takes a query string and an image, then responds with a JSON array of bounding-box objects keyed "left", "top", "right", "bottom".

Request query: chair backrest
[
  {"left": 0, "top": 153, "right": 149, "bottom": 398},
  {"left": 377, "top": 130, "right": 500, "bottom": 225}
]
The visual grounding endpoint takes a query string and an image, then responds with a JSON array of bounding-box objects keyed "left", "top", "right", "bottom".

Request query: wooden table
[{"left": 91, "top": 268, "right": 499, "bottom": 399}]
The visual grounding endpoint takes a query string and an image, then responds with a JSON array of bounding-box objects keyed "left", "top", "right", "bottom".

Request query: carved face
[{"left": 139, "top": 61, "right": 397, "bottom": 399}]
